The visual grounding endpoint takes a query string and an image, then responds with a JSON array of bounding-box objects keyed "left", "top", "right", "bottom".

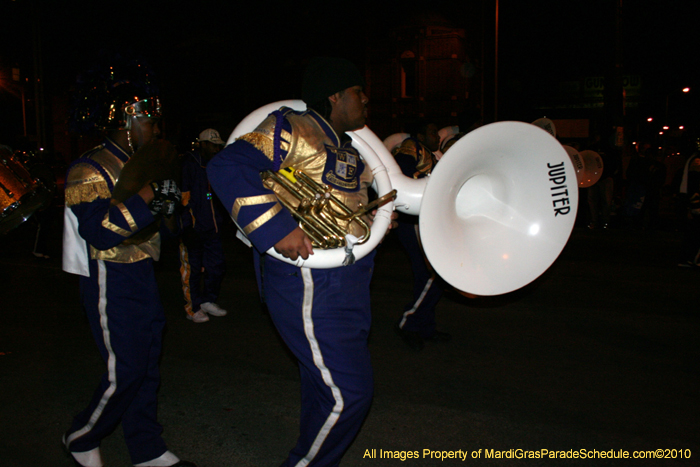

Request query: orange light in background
[
  {"left": 659, "top": 131, "right": 664, "bottom": 135},
  {"left": 680, "top": 126, "right": 685, "bottom": 130},
  {"left": 647, "top": 117, "right": 653, "bottom": 122},
  {"left": 663, "top": 126, "right": 669, "bottom": 130},
  {"left": 682, "top": 87, "right": 690, "bottom": 93}
]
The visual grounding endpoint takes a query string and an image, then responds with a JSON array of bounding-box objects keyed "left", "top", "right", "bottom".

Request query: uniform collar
[
  {"left": 103, "top": 137, "right": 131, "bottom": 163},
  {"left": 306, "top": 109, "right": 342, "bottom": 147}
]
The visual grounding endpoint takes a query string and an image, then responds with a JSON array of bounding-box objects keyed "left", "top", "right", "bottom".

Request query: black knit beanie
[{"left": 301, "top": 57, "right": 365, "bottom": 107}]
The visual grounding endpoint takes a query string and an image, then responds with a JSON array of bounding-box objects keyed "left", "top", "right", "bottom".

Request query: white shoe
[
  {"left": 133, "top": 450, "right": 180, "bottom": 466},
  {"left": 201, "top": 302, "right": 227, "bottom": 317},
  {"left": 187, "top": 310, "right": 209, "bottom": 323},
  {"left": 63, "top": 433, "right": 104, "bottom": 467}
]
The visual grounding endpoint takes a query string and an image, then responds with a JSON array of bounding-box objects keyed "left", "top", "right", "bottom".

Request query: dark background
[{"left": 2, "top": 0, "right": 699, "bottom": 154}]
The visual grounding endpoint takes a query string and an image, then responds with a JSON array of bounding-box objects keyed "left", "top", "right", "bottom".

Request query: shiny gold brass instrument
[{"left": 262, "top": 167, "right": 397, "bottom": 249}]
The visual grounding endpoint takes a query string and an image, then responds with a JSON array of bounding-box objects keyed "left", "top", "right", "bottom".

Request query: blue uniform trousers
[
  {"left": 256, "top": 252, "right": 376, "bottom": 467},
  {"left": 179, "top": 231, "right": 226, "bottom": 315},
  {"left": 396, "top": 222, "right": 444, "bottom": 338},
  {"left": 66, "top": 258, "right": 168, "bottom": 465}
]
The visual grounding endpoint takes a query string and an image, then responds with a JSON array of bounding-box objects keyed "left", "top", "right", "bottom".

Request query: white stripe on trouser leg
[
  {"left": 67, "top": 260, "right": 118, "bottom": 446},
  {"left": 294, "top": 268, "right": 344, "bottom": 467},
  {"left": 399, "top": 277, "right": 434, "bottom": 328}
]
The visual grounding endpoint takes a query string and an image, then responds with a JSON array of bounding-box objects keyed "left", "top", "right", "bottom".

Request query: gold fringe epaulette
[
  {"left": 65, "top": 161, "right": 112, "bottom": 207},
  {"left": 392, "top": 141, "right": 419, "bottom": 160},
  {"left": 238, "top": 132, "right": 274, "bottom": 160},
  {"left": 65, "top": 181, "right": 111, "bottom": 207}
]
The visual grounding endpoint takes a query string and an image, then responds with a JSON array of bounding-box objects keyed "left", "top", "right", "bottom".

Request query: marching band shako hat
[
  {"left": 69, "top": 52, "right": 161, "bottom": 133},
  {"left": 301, "top": 57, "right": 365, "bottom": 107},
  {"left": 103, "top": 83, "right": 162, "bottom": 131}
]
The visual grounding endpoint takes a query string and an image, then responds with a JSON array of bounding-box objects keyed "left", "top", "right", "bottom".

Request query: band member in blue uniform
[
  {"left": 392, "top": 120, "right": 451, "bottom": 350},
  {"left": 62, "top": 81, "right": 196, "bottom": 467},
  {"left": 208, "top": 57, "right": 381, "bottom": 467},
  {"left": 179, "top": 128, "right": 228, "bottom": 323}
]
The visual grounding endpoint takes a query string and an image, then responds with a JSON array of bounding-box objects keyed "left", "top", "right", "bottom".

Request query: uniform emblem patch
[{"left": 323, "top": 146, "right": 363, "bottom": 192}]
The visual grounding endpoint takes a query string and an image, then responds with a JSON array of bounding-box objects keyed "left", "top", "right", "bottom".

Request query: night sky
[{"left": 1, "top": 0, "right": 698, "bottom": 151}]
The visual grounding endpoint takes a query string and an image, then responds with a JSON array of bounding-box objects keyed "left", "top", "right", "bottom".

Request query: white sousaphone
[
  {"left": 531, "top": 117, "right": 557, "bottom": 138},
  {"left": 229, "top": 100, "right": 578, "bottom": 296},
  {"left": 567, "top": 147, "right": 604, "bottom": 188},
  {"left": 531, "top": 117, "right": 604, "bottom": 188}
]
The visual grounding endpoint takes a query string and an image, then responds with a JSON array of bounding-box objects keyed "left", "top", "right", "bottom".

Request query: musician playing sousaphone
[
  {"left": 61, "top": 69, "right": 196, "bottom": 467},
  {"left": 207, "top": 57, "right": 396, "bottom": 467}
]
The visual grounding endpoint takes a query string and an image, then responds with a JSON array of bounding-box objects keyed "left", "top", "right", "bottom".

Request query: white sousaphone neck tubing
[{"left": 352, "top": 126, "right": 426, "bottom": 216}]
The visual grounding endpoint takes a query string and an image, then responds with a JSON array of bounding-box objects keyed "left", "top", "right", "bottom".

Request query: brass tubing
[{"left": 261, "top": 168, "right": 395, "bottom": 249}]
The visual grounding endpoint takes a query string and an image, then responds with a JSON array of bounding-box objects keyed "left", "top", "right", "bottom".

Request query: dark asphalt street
[{"left": 0, "top": 207, "right": 698, "bottom": 466}]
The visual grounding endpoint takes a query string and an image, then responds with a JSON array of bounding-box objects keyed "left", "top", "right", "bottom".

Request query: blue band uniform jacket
[
  {"left": 63, "top": 137, "right": 159, "bottom": 265},
  {"left": 208, "top": 107, "right": 373, "bottom": 254}
]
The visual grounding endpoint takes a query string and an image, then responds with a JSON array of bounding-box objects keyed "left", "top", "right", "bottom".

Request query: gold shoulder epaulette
[
  {"left": 237, "top": 111, "right": 297, "bottom": 161},
  {"left": 238, "top": 131, "right": 274, "bottom": 160},
  {"left": 65, "top": 162, "right": 111, "bottom": 207},
  {"left": 394, "top": 139, "right": 419, "bottom": 160},
  {"left": 237, "top": 114, "right": 277, "bottom": 160}
]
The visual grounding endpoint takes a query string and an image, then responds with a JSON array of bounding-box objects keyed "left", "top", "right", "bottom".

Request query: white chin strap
[{"left": 125, "top": 116, "right": 141, "bottom": 154}]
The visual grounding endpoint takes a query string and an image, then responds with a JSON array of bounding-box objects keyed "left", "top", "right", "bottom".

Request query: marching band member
[
  {"left": 208, "top": 57, "right": 382, "bottom": 467},
  {"left": 62, "top": 75, "right": 195, "bottom": 467},
  {"left": 392, "top": 120, "right": 451, "bottom": 350},
  {"left": 179, "top": 129, "right": 229, "bottom": 323}
]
